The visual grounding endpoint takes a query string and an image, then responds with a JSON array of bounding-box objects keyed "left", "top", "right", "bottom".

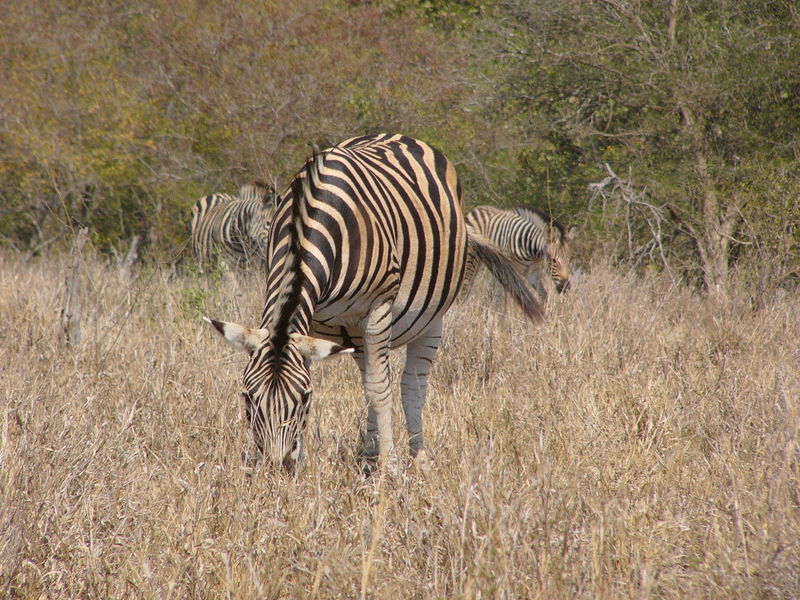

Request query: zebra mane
[
  {"left": 514, "top": 204, "right": 569, "bottom": 241},
  {"left": 269, "top": 151, "right": 325, "bottom": 356},
  {"left": 238, "top": 180, "right": 274, "bottom": 203}
]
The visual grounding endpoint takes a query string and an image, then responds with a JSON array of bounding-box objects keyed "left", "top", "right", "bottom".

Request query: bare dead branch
[
  {"left": 588, "top": 164, "right": 677, "bottom": 282},
  {"left": 58, "top": 228, "right": 89, "bottom": 347}
]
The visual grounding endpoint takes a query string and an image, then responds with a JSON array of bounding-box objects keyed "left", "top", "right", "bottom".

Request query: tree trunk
[
  {"left": 58, "top": 228, "right": 89, "bottom": 347},
  {"left": 677, "top": 103, "right": 743, "bottom": 295}
]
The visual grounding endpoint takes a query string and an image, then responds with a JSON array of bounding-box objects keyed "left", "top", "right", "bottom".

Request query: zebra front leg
[
  {"left": 401, "top": 319, "right": 442, "bottom": 462},
  {"left": 360, "top": 299, "right": 396, "bottom": 471}
]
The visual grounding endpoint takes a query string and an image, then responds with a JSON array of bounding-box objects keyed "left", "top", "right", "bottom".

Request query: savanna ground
[{"left": 1, "top": 250, "right": 798, "bottom": 599}]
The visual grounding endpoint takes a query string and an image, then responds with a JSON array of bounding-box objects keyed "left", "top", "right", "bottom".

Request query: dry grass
[{"left": 1, "top": 250, "right": 798, "bottom": 599}]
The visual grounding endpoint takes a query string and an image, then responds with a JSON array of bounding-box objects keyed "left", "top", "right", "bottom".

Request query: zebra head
[
  {"left": 511, "top": 204, "right": 576, "bottom": 295},
  {"left": 545, "top": 222, "right": 576, "bottom": 294},
  {"left": 203, "top": 317, "right": 352, "bottom": 471}
]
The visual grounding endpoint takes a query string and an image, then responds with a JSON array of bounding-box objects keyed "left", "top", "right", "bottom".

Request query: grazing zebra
[
  {"left": 464, "top": 204, "right": 575, "bottom": 298},
  {"left": 190, "top": 181, "right": 277, "bottom": 268},
  {"left": 204, "top": 133, "right": 543, "bottom": 471}
]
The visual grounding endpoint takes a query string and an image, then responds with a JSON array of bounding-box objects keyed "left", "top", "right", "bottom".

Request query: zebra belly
[{"left": 311, "top": 291, "right": 456, "bottom": 349}]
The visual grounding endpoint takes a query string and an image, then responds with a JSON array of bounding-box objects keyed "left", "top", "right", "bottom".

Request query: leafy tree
[
  {"left": 489, "top": 0, "right": 800, "bottom": 292},
  {"left": 1, "top": 0, "right": 797, "bottom": 291},
  {"left": 0, "top": 0, "right": 492, "bottom": 257}
]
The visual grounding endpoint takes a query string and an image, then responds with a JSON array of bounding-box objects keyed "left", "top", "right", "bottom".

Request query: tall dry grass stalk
[{"left": 1, "top": 250, "right": 798, "bottom": 599}]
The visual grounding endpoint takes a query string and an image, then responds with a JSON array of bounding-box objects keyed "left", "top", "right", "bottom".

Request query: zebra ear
[
  {"left": 565, "top": 225, "right": 577, "bottom": 242},
  {"left": 291, "top": 333, "right": 354, "bottom": 362},
  {"left": 263, "top": 190, "right": 277, "bottom": 208},
  {"left": 203, "top": 317, "right": 269, "bottom": 354}
]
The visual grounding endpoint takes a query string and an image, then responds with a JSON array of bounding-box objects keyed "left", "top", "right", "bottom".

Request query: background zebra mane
[
  {"left": 238, "top": 180, "right": 274, "bottom": 203},
  {"left": 268, "top": 150, "right": 326, "bottom": 356},
  {"left": 514, "top": 204, "right": 567, "bottom": 238}
]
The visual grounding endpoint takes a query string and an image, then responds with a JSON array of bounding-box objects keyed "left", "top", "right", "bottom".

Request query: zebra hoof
[
  {"left": 360, "top": 454, "right": 399, "bottom": 478},
  {"left": 412, "top": 448, "right": 432, "bottom": 475},
  {"left": 362, "top": 457, "right": 379, "bottom": 478}
]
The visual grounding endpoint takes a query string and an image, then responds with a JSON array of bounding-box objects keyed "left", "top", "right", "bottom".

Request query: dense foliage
[
  {"left": 486, "top": 0, "right": 800, "bottom": 290},
  {"left": 1, "top": 0, "right": 797, "bottom": 290}
]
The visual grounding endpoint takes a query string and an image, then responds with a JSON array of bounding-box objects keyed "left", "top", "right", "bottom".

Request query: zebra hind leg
[
  {"left": 400, "top": 319, "right": 442, "bottom": 474},
  {"left": 355, "top": 298, "right": 397, "bottom": 475},
  {"left": 351, "top": 350, "right": 379, "bottom": 473}
]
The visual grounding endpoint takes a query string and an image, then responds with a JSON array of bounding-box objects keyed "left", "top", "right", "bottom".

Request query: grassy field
[{"left": 1, "top": 250, "right": 798, "bottom": 599}]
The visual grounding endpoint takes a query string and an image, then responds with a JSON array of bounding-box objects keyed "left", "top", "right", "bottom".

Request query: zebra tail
[{"left": 467, "top": 232, "right": 544, "bottom": 323}]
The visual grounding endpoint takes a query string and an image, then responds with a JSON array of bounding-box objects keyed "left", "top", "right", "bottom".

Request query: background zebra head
[
  {"left": 545, "top": 221, "right": 575, "bottom": 294},
  {"left": 203, "top": 317, "right": 352, "bottom": 471},
  {"left": 513, "top": 205, "right": 576, "bottom": 294}
]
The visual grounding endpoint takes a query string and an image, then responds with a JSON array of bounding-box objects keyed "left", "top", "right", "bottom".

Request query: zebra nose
[
  {"left": 557, "top": 278, "right": 571, "bottom": 293},
  {"left": 281, "top": 454, "right": 297, "bottom": 473}
]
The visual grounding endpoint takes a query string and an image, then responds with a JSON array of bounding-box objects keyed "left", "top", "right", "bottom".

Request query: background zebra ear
[
  {"left": 203, "top": 317, "right": 269, "bottom": 354},
  {"left": 263, "top": 188, "right": 277, "bottom": 208},
  {"left": 291, "top": 333, "right": 354, "bottom": 362},
  {"left": 566, "top": 225, "right": 577, "bottom": 242}
]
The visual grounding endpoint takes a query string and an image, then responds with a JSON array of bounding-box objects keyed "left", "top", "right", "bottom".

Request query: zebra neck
[
  {"left": 520, "top": 225, "right": 549, "bottom": 260},
  {"left": 262, "top": 254, "right": 319, "bottom": 353}
]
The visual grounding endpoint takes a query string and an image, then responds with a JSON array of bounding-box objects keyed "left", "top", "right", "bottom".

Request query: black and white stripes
[
  {"left": 466, "top": 204, "right": 574, "bottom": 296},
  {"left": 190, "top": 181, "right": 277, "bottom": 268}
]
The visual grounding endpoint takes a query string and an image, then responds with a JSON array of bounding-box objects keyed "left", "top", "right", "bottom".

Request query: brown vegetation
[{"left": 2, "top": 251, "right": 797, "bottom": 598}]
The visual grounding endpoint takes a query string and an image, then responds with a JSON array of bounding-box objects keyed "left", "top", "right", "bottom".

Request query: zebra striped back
[
  {"left": 206, "top": 134, "right": 543, "bottom": 471},
  {"left": 261, "top": 135, "right": 468, "bottom": 347},
  {"left": 190, "top": 181, "right": 277, "bottom": 268},
  {"left": 466, "top": 204, "right": 574, "bottom": 294},
  {"left": 190, "top": 192, "right": 232, "bottom": 245}
]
